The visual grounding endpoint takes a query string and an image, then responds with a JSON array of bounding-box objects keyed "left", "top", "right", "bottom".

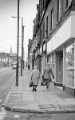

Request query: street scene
[{"left": 0, "top": 0, "right": 75, "bottom": 120}]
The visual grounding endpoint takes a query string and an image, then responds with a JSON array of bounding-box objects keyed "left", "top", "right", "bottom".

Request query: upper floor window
[
  {"left": 65, "top": 0, "right": 68, "bottom": 8},
  {"left": 50, "top": 8, "right": 53, "bottom": 30},
  {"left": 46, "top": 16, "right": 48, "bottom": 38},
  {"left": 57, "top": 0, "right": 59, "bottom": 22},
  {"left": 43, "top": 22, "right": 45, "bottom": 38},
  {"left": 57, "top": 0, "right": 62, "bottom": 22},
  {"left": 41, "top": 0, "right": 44, "bottom": 11},
  {"left": 43, "top": 0, "right": 44, "bottom": 9}
]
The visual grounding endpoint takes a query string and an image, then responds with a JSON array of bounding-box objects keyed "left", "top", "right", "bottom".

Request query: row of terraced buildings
[{"left": 28, "top": 0, "right": 75, "bottom": 96}]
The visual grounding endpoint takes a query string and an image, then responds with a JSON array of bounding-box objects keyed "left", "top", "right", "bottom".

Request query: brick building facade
[{"left": 28, "top": 0, "right": 75, "bottom": 96}]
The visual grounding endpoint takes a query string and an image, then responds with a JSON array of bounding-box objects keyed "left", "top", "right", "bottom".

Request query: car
[{"left": 12, "top": 64, "right": 16, "bottom": 69}]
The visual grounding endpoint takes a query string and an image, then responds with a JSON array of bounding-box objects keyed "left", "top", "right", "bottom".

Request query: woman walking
[
  {"left": 31, "top": 66, "right": 40, "bottom": 91},
  {"left": 42, "top": 64, "right": 54, "bottom": 88}
]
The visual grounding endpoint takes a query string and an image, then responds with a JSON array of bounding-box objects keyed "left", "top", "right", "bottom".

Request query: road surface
[{"left": 0, "top": 67, "right": 15, "bottom": 106}]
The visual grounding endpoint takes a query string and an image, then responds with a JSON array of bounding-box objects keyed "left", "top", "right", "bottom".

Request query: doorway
[{"left": 56, "top": 51, "right": 63, "bottom": 85}]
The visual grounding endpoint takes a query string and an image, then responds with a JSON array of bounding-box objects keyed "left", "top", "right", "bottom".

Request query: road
[
  {"left": 0, "top": 67, "right": 15, "bottom": 106},
  {"left": 0, "top": 67, "right": 15, "bottom": 120},
  {"left": 0, "top": 67, "right": 75, "bottom": 120}
]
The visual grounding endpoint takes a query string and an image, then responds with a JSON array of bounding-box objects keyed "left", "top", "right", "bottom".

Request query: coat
[
  {"left": 31, "top": 68, "right": 40, "bottom": 86},
  {"left": 43, "top": 67, "right": 54, "bottom": 82}
]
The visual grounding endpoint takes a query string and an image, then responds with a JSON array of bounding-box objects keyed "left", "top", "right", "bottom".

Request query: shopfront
[{"left": 47, "top": 11, "right": 75, "bottom": 95}]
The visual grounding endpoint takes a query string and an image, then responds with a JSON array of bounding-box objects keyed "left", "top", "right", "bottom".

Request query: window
[
  {"left": 43, "top": 0, "right": 44, "bottom": 9},
  {"left": 57, "top": 0, "right": 59, "bottom": 22},
  {"left": 50, "top": 8, "right": 53, "bottom": 30},
  {"left": 46, "top": 16, "right": 48, "bottom": 38},
  {"left": 42, "top": 0, "right": 44, "bottom": 10},
  {"left": 66, "top": 0, "right": 68, "bottom": 8},
  {"left": 57, "top": 0, "right": 62, "bottom": 22},
  {"left": 65, "top": 44, "right": 74, "bottom": 87},
  {"left": 41, "top": 25, "right": 43, "bottom": 40},
  {"left": 43, "top": 22, "right": 45, "bottom": 38}
]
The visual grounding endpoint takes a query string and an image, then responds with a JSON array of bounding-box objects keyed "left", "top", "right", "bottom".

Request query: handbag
[{"left": 29, "top": 80, "right": 33, "bottom": 87}]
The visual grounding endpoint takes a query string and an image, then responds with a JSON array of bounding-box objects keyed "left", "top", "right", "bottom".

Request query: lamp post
[
  {"left": 16, "top": 0, "right": 19, "bottom": 86},
  {"left": 21, "top": 17, "right": 24, "bottom": 76},
  {"left": 11, "top": 15, "right": 25, "bottom": 77},
  {"left": 11, "top": 0, "right": 25, "bottom": 85}
]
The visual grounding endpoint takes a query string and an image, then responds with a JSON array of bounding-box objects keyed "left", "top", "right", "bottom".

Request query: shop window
[
  {"left": 65, "top": 45, "right": 74, "bottom": 68},
  {"left": 47, "top": 53, "right": 55, "bottom": 79},
  {"left": 65, "top": 44, "right": 74, "bottom": 87}
]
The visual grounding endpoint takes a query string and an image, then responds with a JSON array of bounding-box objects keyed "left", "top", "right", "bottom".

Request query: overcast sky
[{"left": 0, "top": 0, "right": 38, "bottom": 60}]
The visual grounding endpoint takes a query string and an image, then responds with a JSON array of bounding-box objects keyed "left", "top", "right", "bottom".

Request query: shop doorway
[{"left": 56, "top": 51, "right": 63, "bottom": 85}]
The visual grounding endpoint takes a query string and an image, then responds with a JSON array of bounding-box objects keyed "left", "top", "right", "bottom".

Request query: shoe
[
  {"left": 46, "top": 85, "right": 48, "bottom": 89},
  {"left": 34, "top": 88, "right": 37, "bottom": 92}
]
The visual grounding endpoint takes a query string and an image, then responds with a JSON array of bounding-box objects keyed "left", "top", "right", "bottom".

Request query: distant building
[
  {"left": 0, "top": 51, "right": 21, "bottom": 67},
  {"left": 9, "top": 53, "right": 17, "bottom": 66},
  {"left": 0, "top": 52, "right": 9, "bottom": 67},
  {"left": 9, "top": 48, "right": 21, "bottom": 66}
]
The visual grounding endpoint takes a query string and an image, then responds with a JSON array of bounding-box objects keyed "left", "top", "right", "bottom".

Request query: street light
[
  {"left": 21, "top": 20, "right": 24, "bottom": 76},
  {"left": 21, "top": 18, "right": 26, "bottom": 76},
  {"left": 11, "top": 0, "right": 20, "bottom": 87},
  {"left": 11, "top": 0, "right": 25, "bottom": 85},
  {"left": 11, "top": 16, "right": 25, "bottom": 76},
  {"left": 16, "top": 0, "right": 19, "bottom": 86}
]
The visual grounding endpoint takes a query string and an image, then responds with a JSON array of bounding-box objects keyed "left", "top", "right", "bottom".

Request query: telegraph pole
[
  {"left": 22, "top": 26, "right": 24, "bottom": 69},
  {"left": 21, "top": 18, "right": 24, "bottom": 76},
  {"left": 23, "top": 47, "right": 24, "bottom": 69},
  {"left": 16, "top": 0, "right": 19, "bottom": 86}
]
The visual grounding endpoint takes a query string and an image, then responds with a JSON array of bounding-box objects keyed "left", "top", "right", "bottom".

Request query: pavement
[{"left": 2, "top": 67, "right": 75, "bottom": 113}]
